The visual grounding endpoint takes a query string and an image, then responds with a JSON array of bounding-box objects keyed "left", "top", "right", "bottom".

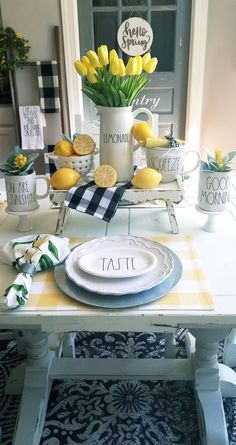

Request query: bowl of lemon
[{"left": 47, "top": 134, "right": 96, "bottom": 175}]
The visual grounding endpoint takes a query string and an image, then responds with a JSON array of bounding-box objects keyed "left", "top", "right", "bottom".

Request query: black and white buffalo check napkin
[
  {"left": 64, "top": 180, "right": 132, "bottom": 223},
  {"left": 36, "top": 61, "right": 60, "bottom": 113}
]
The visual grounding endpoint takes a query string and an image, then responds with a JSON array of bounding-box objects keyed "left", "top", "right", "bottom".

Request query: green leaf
[
  {"left": 109, "top": 83, "right": 120, "bottom": 107},
  {"left": 61, "top": 134, "right": 73, "bottom": 143},
  {"left": 225, "top": 151, "right": 236, "bottom": 162},
  {"left": 39, "top": 254, "right": 54, "bottom": 270},
  {"left": 118, "top": 90, "right": 127, "bottom": 107},
  {"left": 48, "top": 240, "right": 59, "bottom": 260},
  {"left": 199, "top": 160, "right": 210, "bottom": 170},
  {"left": 17, "top": 295, "right": 27, "bottom": 305}
]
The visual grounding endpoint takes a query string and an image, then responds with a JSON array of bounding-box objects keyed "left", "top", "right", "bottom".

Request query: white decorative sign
[{"left": 117, "top": 17, "right": 153, "bottom": 56}]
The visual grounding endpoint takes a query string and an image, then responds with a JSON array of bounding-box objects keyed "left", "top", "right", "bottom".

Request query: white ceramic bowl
[{"left": 47, "top": 151, "right": 96, "bottom": 175}]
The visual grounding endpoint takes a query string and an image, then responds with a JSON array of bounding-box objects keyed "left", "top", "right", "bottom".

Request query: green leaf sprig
[
  {"left": 200, "top": 148, "right": 236, "bottom": 172},
  {"left": 0, "top": 145, "right": 39, "bottom": 175}
]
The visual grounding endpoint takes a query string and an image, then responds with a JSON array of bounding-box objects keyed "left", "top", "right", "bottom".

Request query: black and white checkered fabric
[
  {"left": 36, "top": 61, "right": 60, "bottom": 113},
  {"left": 64, "top": 180, "right": 132, "bottom": 223}
]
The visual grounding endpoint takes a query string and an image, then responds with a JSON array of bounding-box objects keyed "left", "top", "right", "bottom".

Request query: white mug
[
  {"left": 145, "top": 145, "right": 200, "bottom": 183},
  {"left": 5, "top": 170, "right": 49, "bottom": 212}
]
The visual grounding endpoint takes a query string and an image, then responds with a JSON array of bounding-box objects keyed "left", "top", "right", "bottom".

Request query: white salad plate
[
  {"left": 78, "top": 246, "right": 158, "bottom": 278},
  {"left": 65, "top": 236, "right": 174, "bottom": 296}
]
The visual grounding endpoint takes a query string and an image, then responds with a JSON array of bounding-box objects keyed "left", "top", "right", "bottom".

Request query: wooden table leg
[
  {"left": 190, "top": 327, "right": 234, "bottom": 445},
  {"left": 12, "top": 330, "right": 54, "bottom": 445},
  {"left": 165, "top": 199, "right": 179, "bottom": 234},
  {"left": 55, "top": 204, "right": 70, "bottom": 236}
]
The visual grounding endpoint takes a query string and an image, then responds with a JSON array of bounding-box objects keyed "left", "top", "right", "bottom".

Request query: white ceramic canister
[{"left": 197, "top": 170, "right": 231, "bottom": 212}]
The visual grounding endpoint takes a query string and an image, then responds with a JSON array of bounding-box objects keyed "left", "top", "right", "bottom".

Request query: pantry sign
[{"left": 117, "top": 17, "right": 153, "bottom": 56}]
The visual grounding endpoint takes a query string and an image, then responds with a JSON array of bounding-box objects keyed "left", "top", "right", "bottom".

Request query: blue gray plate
[{"left": 54, "top": 245, "right": 182, "bottom": 309}]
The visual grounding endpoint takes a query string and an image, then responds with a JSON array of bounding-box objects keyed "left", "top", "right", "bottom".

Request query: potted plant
[
  {"left": 0, "top": 146, "right": 49, "bottom": 212},
  {"left": 74, "top": 45, "right": 158, "bottom": 181},
  {"left": 197, "top": 148, "right": 236, "bottom": 212}
]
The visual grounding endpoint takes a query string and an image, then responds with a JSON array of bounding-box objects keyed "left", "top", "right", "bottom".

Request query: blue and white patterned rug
[{"left": 0, "top": 331, "right": 236, "bottom": 445}]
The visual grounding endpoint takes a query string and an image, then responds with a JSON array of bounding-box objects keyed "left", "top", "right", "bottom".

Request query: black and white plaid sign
[
  {"left": 64, "top": 180, "right": 132, "bottom": 222},
  {"left": 36, "top": 61, "right": 60, "bottom": 113}
]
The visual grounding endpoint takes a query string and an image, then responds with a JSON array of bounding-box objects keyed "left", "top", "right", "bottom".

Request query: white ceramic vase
[
  {"left": 197, "top": 170, "right": 231, "bottom": 212},
  {"left": 98, "top": 105, "right": 153, "bottom": 182}
]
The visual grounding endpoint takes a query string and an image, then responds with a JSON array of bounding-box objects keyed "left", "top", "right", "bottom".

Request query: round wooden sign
[{"left": 117, "top": 17, "right": 153, "bottom": 56}]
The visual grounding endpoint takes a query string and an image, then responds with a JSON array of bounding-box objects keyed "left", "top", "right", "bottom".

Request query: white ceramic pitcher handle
[
  {"left": 181, "top": 150, "right": 200, "bottom": 175},
  {"left": 36, "top": 175, "right": 50, "bottom": 200},
  {"left": 132, "top": 107, "right": 154, "bottom": 151}
]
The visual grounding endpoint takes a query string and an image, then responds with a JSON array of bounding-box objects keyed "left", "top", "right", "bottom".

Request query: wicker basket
[{"left": 47, "top": 151, "right": 96, "bottom": 175}]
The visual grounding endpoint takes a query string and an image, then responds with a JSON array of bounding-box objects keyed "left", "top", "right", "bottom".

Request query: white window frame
[{"left": 60, "top": 0, "right": 208, "bottom": 150}]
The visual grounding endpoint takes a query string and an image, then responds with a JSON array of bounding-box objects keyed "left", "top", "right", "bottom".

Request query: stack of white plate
[{"left": 54, "top": 236, "right": 182, "bottom": 309}]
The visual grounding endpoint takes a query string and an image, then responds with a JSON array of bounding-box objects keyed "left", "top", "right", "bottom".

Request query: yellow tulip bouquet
[{"left": 74, "top": 45, "right": 158, "bottom": 107}]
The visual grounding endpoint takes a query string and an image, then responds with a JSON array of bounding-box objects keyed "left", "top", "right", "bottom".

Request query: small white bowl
[{"left": 47, "top": 151, "right": 97, "bottom": 175}]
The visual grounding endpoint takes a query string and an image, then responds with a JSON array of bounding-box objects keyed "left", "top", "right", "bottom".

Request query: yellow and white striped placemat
[{"left": 20, "top": 235, "right": 214, "bottom": 311}]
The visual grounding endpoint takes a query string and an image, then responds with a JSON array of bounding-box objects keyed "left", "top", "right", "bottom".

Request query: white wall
[
  {"left": 201, "top": 0, "right": 236, "bottom": 153},
  {"left": 0, "top": 0, "right": 69, "bottom": 172}
]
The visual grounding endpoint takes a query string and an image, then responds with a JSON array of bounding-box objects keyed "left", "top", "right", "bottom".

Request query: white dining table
[{"left": 1, "top": 177, "right": 236, "bottom": 445}]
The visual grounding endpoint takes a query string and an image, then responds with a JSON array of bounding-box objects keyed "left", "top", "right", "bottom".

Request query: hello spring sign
[{"left": 117, "top": 17, "right": 153, "bottom": 56}]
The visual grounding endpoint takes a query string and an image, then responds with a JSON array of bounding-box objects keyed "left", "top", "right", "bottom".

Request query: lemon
[
  {"left": 73, "top": 134, "right": 95, "bottom": 155},
  {"left": 131, "top": 168, "right": 162, "bottom": 189},
  {"left": 50, "top": 168, "right": 80, "bottom": 190},
  {"left": 54, "top": 140, "right": 75, "bottom": 157},
  {"left": 94, "top": 164, "right": 117, "bottom": 188},
  {"left": 132, "top": 122, "right": 154, "bottom": 144}
]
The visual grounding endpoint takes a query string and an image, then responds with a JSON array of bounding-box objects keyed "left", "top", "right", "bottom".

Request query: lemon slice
[
  {"left": 131, "top": 168, "right": 162, "bottom": 189},
  {"left": 94, "top": 164, "right": 117, "bottom": 188},
  {"left": 73, "top": 134, "right": 95, "bottom": 155}
]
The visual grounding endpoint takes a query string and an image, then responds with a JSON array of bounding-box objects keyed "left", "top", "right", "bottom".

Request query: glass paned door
[{"left": 77, "top": 0, "right": 191, "bottom": 138}]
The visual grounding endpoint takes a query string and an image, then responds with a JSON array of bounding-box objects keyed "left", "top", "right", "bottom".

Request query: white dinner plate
[
  {"left": 78, "top": 246, "right": 158, "bottom": 278},
  {"left": 65, "top": 236, "right": 174, "bottom": 295}
]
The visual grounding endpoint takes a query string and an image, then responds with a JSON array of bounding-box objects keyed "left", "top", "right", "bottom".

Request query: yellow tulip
[
  {"left": 215, "top": 148, "right": 224, "bottom": 166},
  {"left": 81, "top": 55, "right": 91, "bottom": 70},
  {"left": 118, "top": 59, "right": 126, "bottom": 77},
  {"left": 142, "top": 53, "right": 151, "bottom": 68},
  {"left": 97, "top": 45, "right": 109, "bottom": 66},
  {"left": 143, "top": 57, "right": 158, "bottom": 73},
  {"left": 109, "top": 57, "right": 120, "bottom": 75},
  {"left": 87, "top": 66, "right": 98, "bottom": 84},
  {"left": 125, "top": 57, "right": 137, "bottom": 76},
  {"left": 109, "top": 49, "right": 119, "bottom": 64},
  {"left": 74, "top": 60, "right": 87, "bottom": 76},
  {"left": 135, "top": 55, "right": 143, "bottom": 75},
  {"left": 86, "top": 50, "right": 100, "bottom": 68}
]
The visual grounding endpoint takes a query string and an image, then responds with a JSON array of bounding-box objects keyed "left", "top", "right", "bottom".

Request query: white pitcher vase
[{"left": 97, "top": 106, "right": 153, "bottom": 182}]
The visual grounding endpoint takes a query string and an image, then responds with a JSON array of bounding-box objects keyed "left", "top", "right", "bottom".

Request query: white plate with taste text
[
  {"left": 78, "top": 247, "right": 158, "bottom": 278},
  {"left": 65, "top": 236, "right": 174, "bottom": 295}
]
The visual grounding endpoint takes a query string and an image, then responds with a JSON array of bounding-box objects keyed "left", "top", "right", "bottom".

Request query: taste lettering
[{"left": 100, "top": 257, "right": 136, "bottom": 271}]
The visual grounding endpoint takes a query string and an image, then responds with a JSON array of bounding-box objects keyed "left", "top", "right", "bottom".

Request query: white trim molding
[
  {"left": 60, "top": 0, "right": 84, "bottom": 135},
  {"left": 61, "top": 0, "right": 209, "bottom": 149},
  {"left": 185, "top": 0, "right": 209, "bottom": 150}
]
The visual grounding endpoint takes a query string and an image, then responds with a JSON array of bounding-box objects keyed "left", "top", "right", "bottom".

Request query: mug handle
[
  {"left": 36, "top": 175, "right": 50, "bottom": 200},
  {"left": 132, "top": 107, "right": 153, "bottom": 151},
  {"left": 181, "top": 150, "right": 200, "bottom": 175}
]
